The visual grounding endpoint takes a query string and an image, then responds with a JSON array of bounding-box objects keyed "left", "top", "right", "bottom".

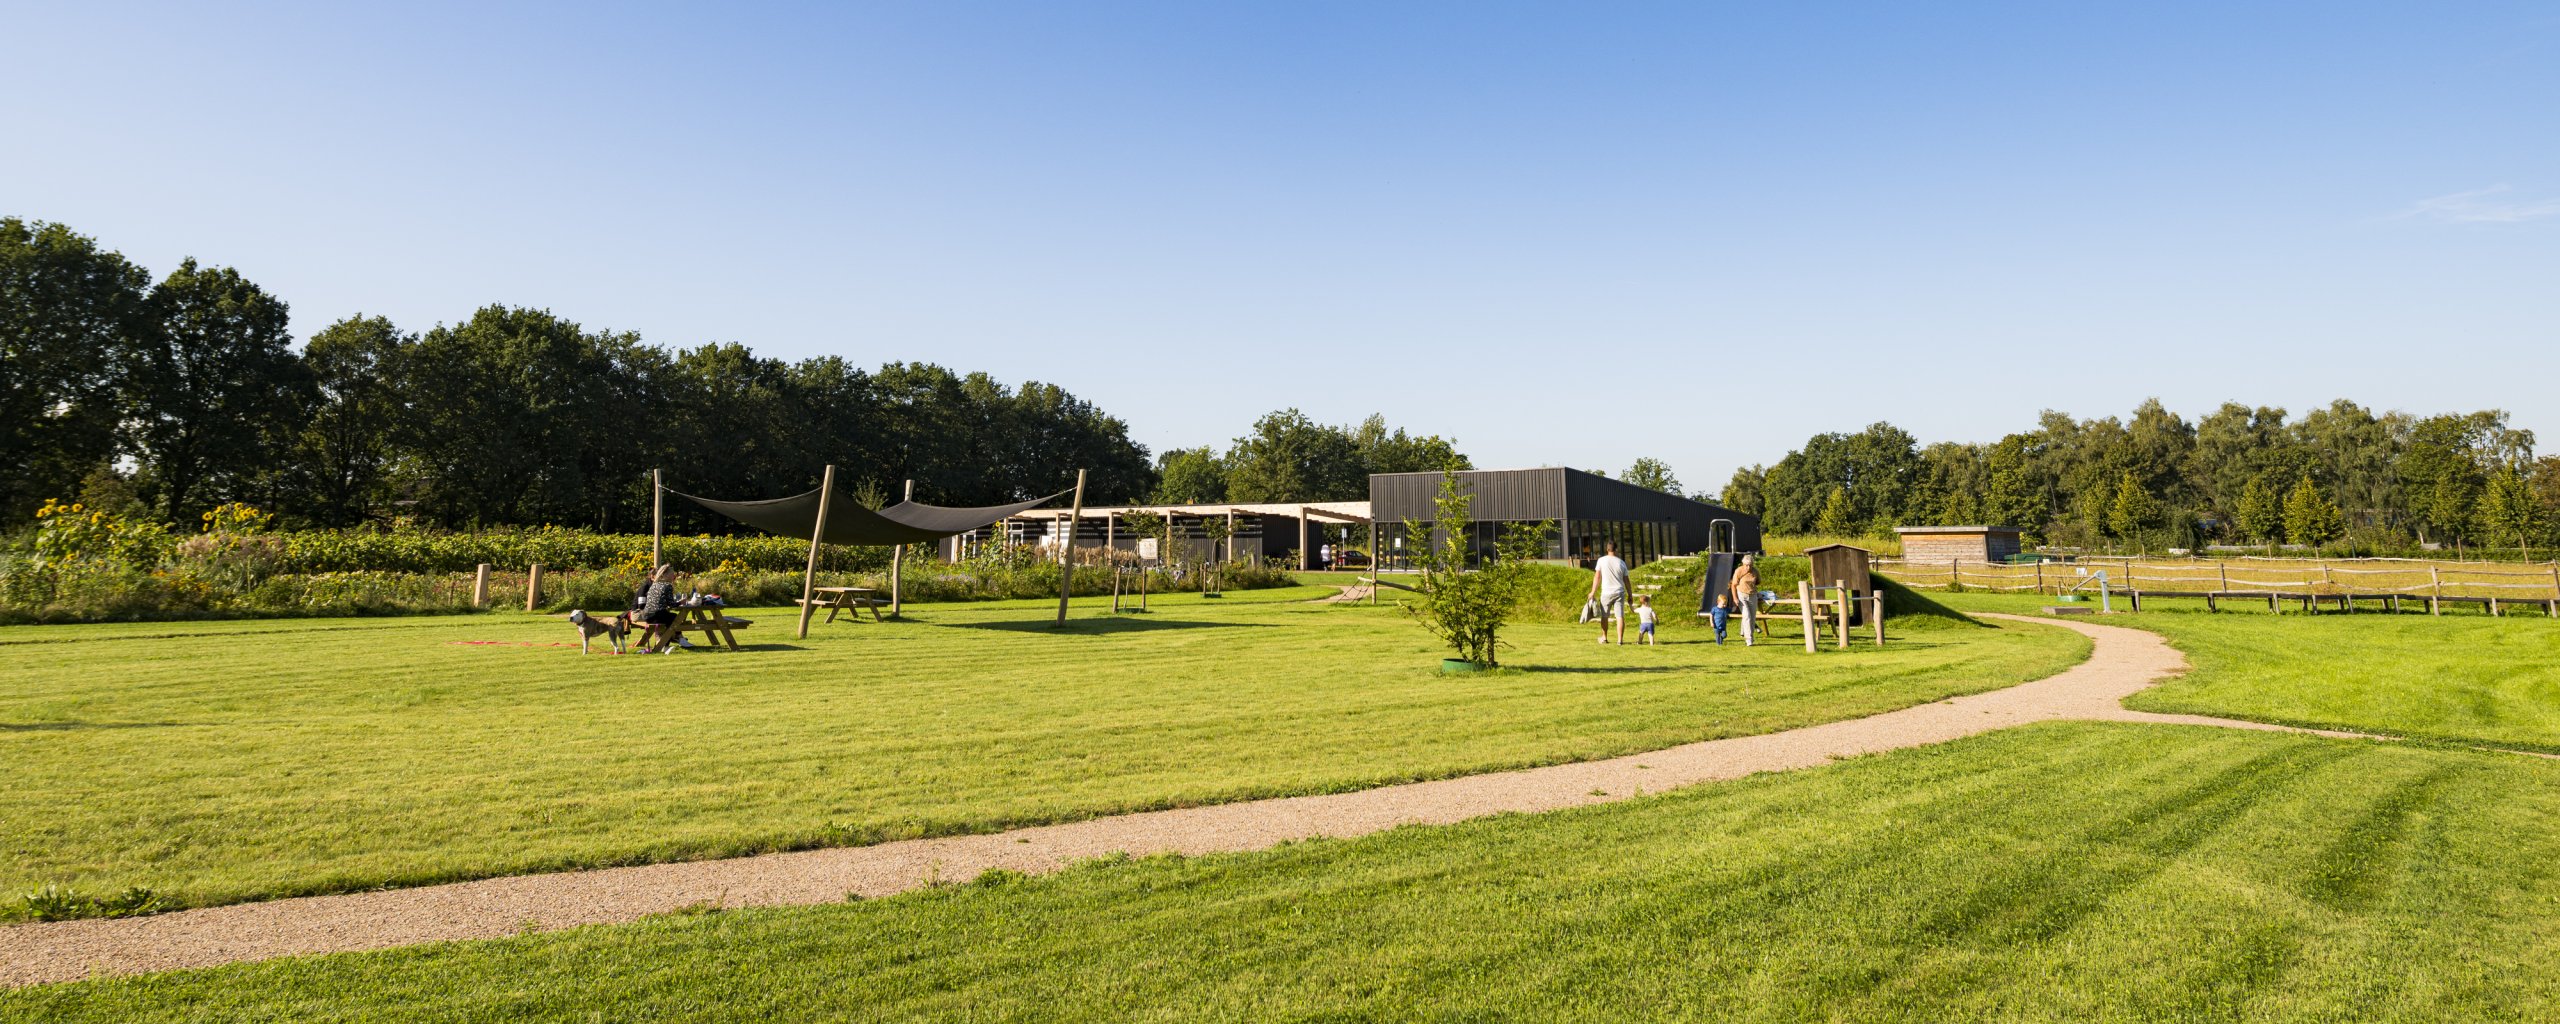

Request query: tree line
[
  {"left": 1149, "top": 409, "right": 1471, "bottom": 505},
  {"left": 5, "top": 217, "right": 1485, "bottom": 533},
  {"left": 1718, "top": 400, "right": 2560, "bottom": 553},
  {"left": 3, "top": 217, "right": 1167, "bottom": 530}
]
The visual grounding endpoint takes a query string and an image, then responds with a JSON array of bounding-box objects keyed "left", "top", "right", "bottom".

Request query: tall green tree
[
  {"left": 1224, "top": 409, "right": 1366, "bottom": 502},
  {"left": 2106, "top": 471, "right": 2161, "bottom": 545},
  {"left": 2477, "top": 465, "right": 2543, "bottom": 556},
  {"left": 1760, "top": 422, "right": 1922, "bottom": 533},
  {"left": 1814, "top": 486, "right": 1854, "bottom": 536},
  {"left": 2283, "top": 474, "right": 2344, "bottom": 548},
  {"left": 2235, "top": 475, "right": 2282, "bottom": 545},
  {"left": 1720, "top": 465, "right": 1767, "bottom": 518},
  {"left": 127, "top": 258, "right": 310, "bottom": 519},
  {"left": 1980, "top": 437, "right": 2044, "bottom": 538},
  {"left": 2186, "top": 403, "right": 2294, "bottom": 531},
  {"left": 397, "top": 305, "right": 655, "bottom": 527},
  {"left": 1350, "top": 414, "right": 1468, "bottom": 475},
  {"left": 0, "top": 218, "right": 150, "bottom": 519},
  {"left": 1153, "top": 446, "right": 1228, "bottom": 503},
  {"left": 1622, "top": 457, "right": 1680, "bottom": 495},
  {"left": 288, "top": 315, "right": 411, "bottom": 526}
]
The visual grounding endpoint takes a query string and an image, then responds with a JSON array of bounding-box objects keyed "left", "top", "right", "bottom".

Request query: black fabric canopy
[{"left": 673, "top": 486, "right": 1071, "bottom": 546}]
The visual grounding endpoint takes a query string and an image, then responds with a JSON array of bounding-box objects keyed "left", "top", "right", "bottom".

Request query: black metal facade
[{"left": 1370, "top": 468, "right": 1763, "bottom": 565}]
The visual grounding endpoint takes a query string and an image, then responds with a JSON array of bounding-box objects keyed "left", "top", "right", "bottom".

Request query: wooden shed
[
  {"left": 1803, "top": 543, "right": 1873, "bottom": 594},
  {"left": 1803, "top": 542, "right": 1874, "bottom": 624},
  {"left": 1895, "top": 526, "right": 2023, "bottom": 564}
]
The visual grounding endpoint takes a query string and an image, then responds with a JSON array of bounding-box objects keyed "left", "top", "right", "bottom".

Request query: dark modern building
[{"left": 1370, "top": 467, "right": 1762, "bottom": 568}]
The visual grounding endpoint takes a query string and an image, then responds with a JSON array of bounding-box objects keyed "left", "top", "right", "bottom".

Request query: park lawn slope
[
  {"left": 13, "top": 722, "right": 2560, "bottom": 1021},
  {"left": 1, "top": 590, "right": 2081, "bottom": 917},
  {"left": 1937, "top": 592, "right": 2560, "bottom": 752}
]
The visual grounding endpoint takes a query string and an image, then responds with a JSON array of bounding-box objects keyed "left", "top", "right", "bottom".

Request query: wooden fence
[{"left": 1873, "top": 555, "right": 2560, "bottom": 615}]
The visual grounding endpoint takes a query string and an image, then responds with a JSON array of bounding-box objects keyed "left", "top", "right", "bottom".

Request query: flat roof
[
  {"left": 1893, "top": 525, "right": 2022, "bottom": 535},
  {"left": 1015, "top": 501, "right": 1373, "bottom": 520}
]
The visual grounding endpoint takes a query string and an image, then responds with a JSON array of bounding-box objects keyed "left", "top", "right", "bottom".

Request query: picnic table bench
[
  {"left": 664, "top": 604, "right": 750, "bottom": 650},
  {"left": 798, "top": 586, "right": 886, "bottom": 623}
]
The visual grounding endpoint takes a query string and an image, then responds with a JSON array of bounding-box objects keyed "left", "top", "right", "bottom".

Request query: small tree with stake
[
  {"left": 1402, "top": 469, "right": 1553, "bottom": 668},
  {"left": 1195, "top": 514, "right": 1234, "bottom": 596}
]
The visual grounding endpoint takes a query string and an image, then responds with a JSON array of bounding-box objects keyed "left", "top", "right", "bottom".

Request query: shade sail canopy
[{"left": 673, "top": 486, "right": 1070, "bottom": 546}]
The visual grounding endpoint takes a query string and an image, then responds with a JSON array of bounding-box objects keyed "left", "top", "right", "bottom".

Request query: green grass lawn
[
  {"left": 0, "top": 585, "right": 2082, "bottom": 917},
  {"left": 16, "top": 722, "right": 2559, "bottom": 1022},
  {"left": 1939, "top": 591, "right": 2560, "bottom": 752}
]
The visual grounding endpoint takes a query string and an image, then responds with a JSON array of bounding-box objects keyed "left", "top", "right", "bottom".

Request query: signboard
[{"left": 1137, "top": 538, "right": 1159, "bottom": 561}]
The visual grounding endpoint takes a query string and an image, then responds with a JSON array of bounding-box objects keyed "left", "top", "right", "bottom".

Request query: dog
[{"left": 566, "top": 608, "right": 630, "bottom": 655}]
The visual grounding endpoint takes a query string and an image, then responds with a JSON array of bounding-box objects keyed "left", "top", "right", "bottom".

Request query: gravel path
[{"left": 1, "top": 613, "right": 2361, "bottom": 988}]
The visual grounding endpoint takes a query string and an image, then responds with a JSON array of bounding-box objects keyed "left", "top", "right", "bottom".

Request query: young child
[
  {"left": 1635, "top": 595, "right": 1658, "bottom": 645},
  {"left": 1709, "top": 593, "right": 1729, "bottom": 645}
]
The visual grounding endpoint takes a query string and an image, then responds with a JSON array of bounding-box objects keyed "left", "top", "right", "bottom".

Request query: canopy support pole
[
  {"left": 651, "top": 469, "right": 663, "bottom": 567},
  {"left": 1055, "top": 469, "right": 1086, "bottom": 627},
  {"left": 797, "top": 464, "right": 835, "bottom": 640},
  {"left": 890, "top": 478, "right": 913, "bottom": 618}
]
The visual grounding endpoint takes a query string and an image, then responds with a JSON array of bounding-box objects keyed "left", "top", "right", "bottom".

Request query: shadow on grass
[
  {"left": 939, "top": 617, "right": 1278, "bottom": 635},
  {"left": 1, "top": 721, "right": 195, "bottom": 732},
  {"left": 1511, "top": 664, "right": 1696, "bottom": 675}
]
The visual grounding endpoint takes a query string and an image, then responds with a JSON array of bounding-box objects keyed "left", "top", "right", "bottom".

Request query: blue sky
[{"left": 6, "top": 2, "right": 2555, "bottom": 492}]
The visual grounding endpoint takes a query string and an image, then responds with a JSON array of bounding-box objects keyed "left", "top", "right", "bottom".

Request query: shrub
[
  {"left": 17, "top": 884, "right": 165, "bottom": 923},
  {"left": 1399, "top": 470, "right": 1553, "bottom": 667}
]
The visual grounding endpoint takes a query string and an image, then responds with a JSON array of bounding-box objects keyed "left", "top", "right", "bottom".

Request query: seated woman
[{"left": 633, "top": 564, "right": 682, "bottom": 653}]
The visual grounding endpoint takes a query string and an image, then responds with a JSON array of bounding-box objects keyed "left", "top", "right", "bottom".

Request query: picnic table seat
[{"left": 799, "top": 587, "right": 885, "bottom": 623}]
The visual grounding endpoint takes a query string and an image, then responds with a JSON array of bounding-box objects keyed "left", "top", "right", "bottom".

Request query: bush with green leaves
[{"left": 1399, "top": 470, "right": 1554, "bottom": 667}]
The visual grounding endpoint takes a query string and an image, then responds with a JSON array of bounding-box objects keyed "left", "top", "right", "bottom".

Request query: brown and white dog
[{"left": 566, "top": 609, "right": 630, "bottom": 655}]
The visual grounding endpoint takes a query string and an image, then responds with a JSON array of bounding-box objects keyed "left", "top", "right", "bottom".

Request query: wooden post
[
  {"left": 1872, "top": 592, "right": 1885, "bottom": 646},
  {"left": 1835, "top": 579, "right": 1850, "bottom": 650},
  {"left": 651, "top": 469, "right": 663, "bottom": 568},
  {"left": 1370, "top": 519, "right": 1381, "bottom": 605},
  {"left": 2430, "top": 565, "right": 2443, "bottom": 616},
  {"left": 1799, "top": 581, "right": 1817, "bottom": 653},
  {"left": 525, "top": 563, "right": 543, "bottom": 612},
  {"left": 1298, "top": 507, "right": 1310, "bottom": 571},
  {"left": 473, "top": 563, "right": 491, "bottom": 607},
  {"left": 2219, "top": 562, "right": 2229, "bottom": 593},
  {"left": 1949, "top": 559, "right": 1960, "bottom": 592},
  {"left": 890, "top": 479, "right": 913, "bottom": 619},
  {"left": 797, "top": 464, "right": 835, "bottom": 640},
  {"left": 2034, "top": 560, "right": 2044, "bottom": 595},
  {"left": 1056, "top": 469, "right": 1087, "bottom": 627},
  {"left": 1225, "top": 509, "right": 1236, "bottom": 564}
]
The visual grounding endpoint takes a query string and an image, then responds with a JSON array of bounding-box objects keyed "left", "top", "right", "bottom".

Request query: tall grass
[{"left": 1761, "top": 534, "right": 1902, "bottom": 557}]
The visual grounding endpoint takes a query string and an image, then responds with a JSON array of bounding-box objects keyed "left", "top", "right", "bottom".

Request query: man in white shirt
[{"left": 1587, "top": 541, "right": 1632, "bottom": 645}]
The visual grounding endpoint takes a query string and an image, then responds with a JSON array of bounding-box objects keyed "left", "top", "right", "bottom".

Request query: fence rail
[{"left": 1873, "top": 556, "right": 2560, "bottom": 604}]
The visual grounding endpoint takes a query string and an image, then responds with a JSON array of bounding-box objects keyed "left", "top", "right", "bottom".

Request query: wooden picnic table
[
  {"left": 801, "top": 586, "right": 885, "bottom": 623},
  {"left": 666, "top": 604, "right": 749, "bottom": 650}
]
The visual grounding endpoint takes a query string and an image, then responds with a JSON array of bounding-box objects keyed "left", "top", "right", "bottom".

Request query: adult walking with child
[{"left": 1588, "top": 540, "right": 1631, "bottom": 645}]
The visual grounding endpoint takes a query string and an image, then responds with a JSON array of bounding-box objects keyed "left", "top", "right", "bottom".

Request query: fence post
[
  {"left": 1949, "top": 559, "right": 1961, "bottom": 593},
  {"left": 473, "top": 564, "right": 491, "bottom": 607},
  {"left": 1835, "top": 579, "right": 1849, "bottom": 650},
  {"left": 2034, "top": 560, "right": 2044, "bottom": 594},
  {"left": 1872, "top": 592, "right": 1885, "bottom": 646},
  {"left": 525, "top": 563, "right": 543, "bottom": 612},
  {"left": 2430, "top": 565, "right": 2443, "bottom": 616},
  {"left": 1800, "top": 581, "right": 1818, "bottom": 654}
]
